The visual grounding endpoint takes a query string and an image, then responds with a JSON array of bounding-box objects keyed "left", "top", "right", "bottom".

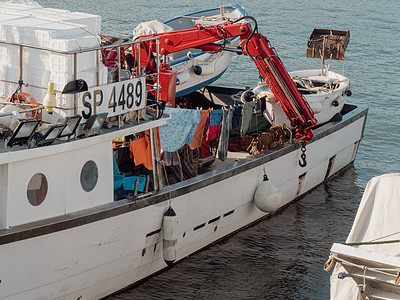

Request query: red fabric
[
  {"left": 189, "top": 110, "right": 209, "bottom": 150},
  {"left": 200, "top": 116, "right": 211, "bottom": 158},
  {"left": 129, "top": 129, "right": 161, "bottom": 170},
  {"left": 206, "top": 125, "right": 220, "bottom": 140},
  {"left": 101, "top": 49, "right": 126, "bottom": 68}
]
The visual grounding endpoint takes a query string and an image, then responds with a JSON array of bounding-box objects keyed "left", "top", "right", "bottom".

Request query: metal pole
[
  {"left": 117, "top": 46, "right": 121, "bottom": 82},
  {"left": 19, "top": 45, "right": 23, "bottom": 86},
  {"left": 149, "top": 127, "right": 163, "bottom": 191},
  {"left": 96, "top": 49, "right": 99, "bottom": 86},
  {"left": 321, "top": 36, "right": 326, "bottom": 76},
  {"left": 137, "top": 42, "right": 141, "bottom": 76},
  {"left": 73, "top": 53, "right": 77, "bottom": 115},
  {"left": 156, "top": 38, "right": 160, "bottom": 118}
]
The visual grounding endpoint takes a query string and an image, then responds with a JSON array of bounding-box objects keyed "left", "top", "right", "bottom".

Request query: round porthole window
[
  {"left": 80, "top": 160, "right": 98, "bottom": 192},
  {"left": 27, "top": 173, "right": 48, "bottom": 206}
]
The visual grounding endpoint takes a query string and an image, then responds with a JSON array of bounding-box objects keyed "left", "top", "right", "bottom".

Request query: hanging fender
[
  {"left": 324, "top": 257, "right": 335, "bottom": 272},
  {"left": 162, "top": 207, "right": 178, "bottom": 266},
  {"left": 6, "top": 92, "right": 40, "bottom": 119}
]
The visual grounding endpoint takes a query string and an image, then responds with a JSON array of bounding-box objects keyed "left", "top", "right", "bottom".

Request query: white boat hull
[
  {"left": 0, "top": 104, "right": 367, "bottom": 299},
  {"left": 264, "top": 69, "right": 352, "bottom": 127}
]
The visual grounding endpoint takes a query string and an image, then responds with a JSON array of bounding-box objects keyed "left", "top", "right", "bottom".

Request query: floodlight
[
  {"left": 28, "top": 123, "right": 67, "bottom": 148},
  {"left": 58, "top": 115, "right": 82, "bottom": 139},
  {"left": 84, "top": 113, "right": 108, "bottom": 137},
  {"left": 4, "top": 118, "right": 40, "bottom": 147}
]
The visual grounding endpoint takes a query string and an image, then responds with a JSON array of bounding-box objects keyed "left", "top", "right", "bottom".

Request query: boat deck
[{"left": 0, "top": 101, "right": 367, "bottom": 245}]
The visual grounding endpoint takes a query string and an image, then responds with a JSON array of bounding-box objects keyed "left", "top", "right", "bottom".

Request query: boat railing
[{"left": 0, "top": 36, "right": 162, "bottom": 105}]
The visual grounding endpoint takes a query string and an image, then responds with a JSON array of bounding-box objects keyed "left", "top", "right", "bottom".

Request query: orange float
[{"left": 6, "top": 92, "right": 40, "bottom": 119}]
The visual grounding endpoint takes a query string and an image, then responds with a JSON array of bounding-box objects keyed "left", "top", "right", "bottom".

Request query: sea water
[{"left": 32, "top": 0, "right": 400, "bottom": 298}]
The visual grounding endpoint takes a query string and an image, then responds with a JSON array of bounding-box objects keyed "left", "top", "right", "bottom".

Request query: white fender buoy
[
  {"left": 193, "top": 64, "right": 215, "bottom": 76},
  {"left": 309, "top": 101, "right": 323, "bottom": 114},
  {"left": 176, "top": 71, "right": 190, "bottom": 85},
  {"left": 0, "top": 105, "right": 22, "bottom": 128},
  {"left": 253, "top": 174, "right": 282, "bottom": 213},
  {"left": 162, "top": 207, "right": 178, "bottom": 266}
]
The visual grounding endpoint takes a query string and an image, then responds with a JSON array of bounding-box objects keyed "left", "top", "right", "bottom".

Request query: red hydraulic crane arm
[
  {"left": 133, "top": 20, "right": 316, "bottom": 142},
  {"left": 242, "top": 32, "right": 316, "bottom": 141},
  {"left": 133, "top": 22, "right": 251, "bottom": 72}
]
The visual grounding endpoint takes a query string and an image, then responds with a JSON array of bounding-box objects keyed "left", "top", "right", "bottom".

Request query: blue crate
[
  {"left": 113, "top": 174, "right": 125, "bottom": 191},
  {"left": 122, "top": 175, "right": 146, "bottom": 192}
]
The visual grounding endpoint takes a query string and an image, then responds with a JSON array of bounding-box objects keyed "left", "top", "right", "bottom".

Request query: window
[
  {"left": 80, "top": 160, "right": 98, "bottom": 192},
  {"left": 27, "top": 173, "right": 48, "bottom": 206}
]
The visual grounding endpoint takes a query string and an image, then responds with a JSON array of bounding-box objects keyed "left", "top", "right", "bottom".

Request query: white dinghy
[
  {"left": 132, "top": 5, "right": 246, "bottom": 98},
  {"left": 327, "top": 174, "right": 400, "bottom": 300}
]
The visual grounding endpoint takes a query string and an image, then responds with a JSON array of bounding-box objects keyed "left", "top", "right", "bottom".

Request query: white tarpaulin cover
[
  {"left": 330, "top": 173, "right": 400, "bottom": 299},
  {"left": 132, "top": 20, "right": 173, "bottom": 40}
]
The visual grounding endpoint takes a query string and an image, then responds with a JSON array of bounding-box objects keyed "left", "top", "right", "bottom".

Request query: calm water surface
[{"left": 35, "top": 0, "right": 400, "bottom": 298}]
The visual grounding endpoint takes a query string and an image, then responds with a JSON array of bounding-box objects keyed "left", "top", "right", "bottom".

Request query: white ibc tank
[{"left": 0, "top": 3, "right": 105, "bottom": 116}]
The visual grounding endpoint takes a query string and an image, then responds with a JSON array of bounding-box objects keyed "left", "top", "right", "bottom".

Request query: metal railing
[{"left": 0, "top": 36, "right": 161, "bottom": 97}]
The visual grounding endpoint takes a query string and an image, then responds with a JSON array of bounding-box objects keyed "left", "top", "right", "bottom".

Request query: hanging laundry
[
  {"left": 159, "top": 107, "right": 200, "bottom": 152},
  {"left": 206, "top": 125, "right": 220, "bottom": 140},
  {"left": 130, "top": 137, "right": 148, "bottom": 167},
  {"left": 209, "top": 109, "right": 223, "bottom": 126},
  {"left": 206, "top": 109, "right": 223, "bottom": 140},
  {"left": 240, "top": 101, "right": 255, "bottom": 137},
  {"left": 160, "top": 151, "right": 179, "bottom": 167},
  {"left": 231, "top": 104, "right": 243, "bottom": 130},
  {"left": 200, "top": 116, "right": 211, "bottom": 158},
  {"left": 189, "top": 110, "right": 209, "bottom": 150},
  {"left": 217, "top": 108, "right": 232, "bottom": 161},
  {"left": 129, "top": 130, "right": 160, "bottom": 171}
]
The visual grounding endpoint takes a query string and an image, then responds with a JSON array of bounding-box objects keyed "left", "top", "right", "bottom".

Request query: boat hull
[
  {"left": 0, "top": 103, "right": 368, "bottom": 299},
  {"left": 265, "top": 69, "right": 352, "bottom": 127}
]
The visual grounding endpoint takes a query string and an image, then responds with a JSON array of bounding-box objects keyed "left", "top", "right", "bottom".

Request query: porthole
[
  {"left": 27, "top": 173, "right": 48, "bottom": 206},
  {"left": 80, "top": 160, "right": 98, "bottom": 192}
]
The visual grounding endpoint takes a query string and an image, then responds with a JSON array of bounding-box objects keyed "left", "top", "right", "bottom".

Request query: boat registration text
[{"left": 79, "top": 77, "right": 146, "bottom": 119}]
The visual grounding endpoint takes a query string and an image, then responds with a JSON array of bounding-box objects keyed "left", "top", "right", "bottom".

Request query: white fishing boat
[
  {"left": 132, "top": 5, "right": 246, "bottom": 98},
  {"left": 0, "top": 3, "right": 367, "bottom": 299},
  {"left": 326, "top": 174, "right": 400, "bottom": 300}
]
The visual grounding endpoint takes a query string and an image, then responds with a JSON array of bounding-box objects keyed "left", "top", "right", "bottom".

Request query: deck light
[
  {"left": 83, "top": 113, "right": 108, "bottom": 137},
  {"left": 4, "top": 118, "right": 40, "bottom": 148},
  {"left": 61, "top": 79, "right": 88, "bottom": 94},
  {"left": 28, "top": 123, "right": 67, "bottom": 148},
  {"left": 57, "top": 115, "right": 82, "bottom": 140}
]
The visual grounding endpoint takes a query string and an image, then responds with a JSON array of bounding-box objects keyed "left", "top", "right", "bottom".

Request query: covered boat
[
  {"left": 0, "top": 2, "right": 367, "bottom": 299},
  {"left": 327, "top": 174, "right": 400, "bottom": 300}
]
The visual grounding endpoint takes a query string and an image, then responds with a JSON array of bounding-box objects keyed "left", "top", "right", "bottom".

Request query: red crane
[{"left": 133, "top": 17, "right": 316, "bottom": 142}]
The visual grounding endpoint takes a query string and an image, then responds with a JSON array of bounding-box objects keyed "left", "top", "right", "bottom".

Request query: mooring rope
[
  {"left": 345, "top": 239, "right": 400, "bottom": 246},
  {"left": 331, "top": 255, "right": 400, "bottom": 278}
]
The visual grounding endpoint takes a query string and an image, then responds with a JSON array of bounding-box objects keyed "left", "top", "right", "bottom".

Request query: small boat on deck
[
  {"left": 326, "top": 174, "right": 400, "bottom": 300},
  {"left": 132, "top": 5, "right": 246, "bottom": 98},
  {"left": 260, "top": 29, "right": 353, "bottom": 127},
  {"left": 0, "top": 3, "right": 367, "bottom": 299}
]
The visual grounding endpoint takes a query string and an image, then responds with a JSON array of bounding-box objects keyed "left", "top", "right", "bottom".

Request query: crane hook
[{"left": 299, "top": 144, "right": 307, "bottom": 167}]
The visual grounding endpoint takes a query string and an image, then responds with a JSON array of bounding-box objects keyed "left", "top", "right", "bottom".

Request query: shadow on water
[{"left": 109, "top": 167, "right": 363, "bottom": 300}]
